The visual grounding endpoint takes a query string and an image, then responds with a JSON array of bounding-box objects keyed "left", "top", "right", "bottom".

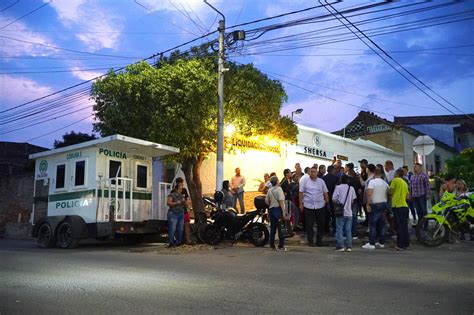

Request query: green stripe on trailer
[
  {"left": 49, "top": 190, "right": 95, "bottom": 201},
  {"left": 49, "top": 189, "right": 151, "bottom": 201}
]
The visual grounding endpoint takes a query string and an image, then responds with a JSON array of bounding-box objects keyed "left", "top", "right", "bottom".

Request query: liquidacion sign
[{"left": 296, "top": 144, "right": 333, "bottom": 160}]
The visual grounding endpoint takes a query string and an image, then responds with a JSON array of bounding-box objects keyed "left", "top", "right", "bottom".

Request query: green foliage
[
  {"left": 54, "top": 131, "right": 97, "bottom": 149},
  {"left": 91, "top": 58, "right": 297, "bottom": 164},
  {"left": 445, "top": 148, "right": 474, "bottom": 188}
]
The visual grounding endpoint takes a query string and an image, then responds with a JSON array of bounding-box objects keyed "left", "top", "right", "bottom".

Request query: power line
[
  {"left": 0, "top": 29, "right": 218, "bottom": 114},
  {"left": 25, "top": 115, "right": 94, "bottom": 142},
  {"left": 321, "top": 0, "right": 473, "bottom": 121},
  {"left": 0, "top": 66, "right": 125, "bottom": 75},
  {"left": 0, "top": 1, "right": 51, "bottom": 31},
  {"left": 0, "top": 0, "right": 20, "bottom": 13},
  {"left": 0, "top": 35, "right": 142, "bottom": 59}
]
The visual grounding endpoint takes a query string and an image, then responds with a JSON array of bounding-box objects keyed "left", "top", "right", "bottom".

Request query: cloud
[
  {"left": 70, "top": 67, "right": 104, "bottom": 81},
  {"left": 0, "top": 16, "right": 56, "bottom": 57},
  {"left": 0, "top": 75, "right": 54, "bottom": 105},
  {"left": 47, "top": 0, "right": 123, "bottom": 50}
]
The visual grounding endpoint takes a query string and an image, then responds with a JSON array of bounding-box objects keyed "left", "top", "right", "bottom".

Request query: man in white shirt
[
  {"left": 384, "top": 160, "right": 395, "bottom": 184},
  {"left": 299, "top": 166, "right": 329, "bottom": 247},
  {"left": 231, "top": 167, "right": 246, "bottom": 214},
  {"left": 333, "top": 175, "right": 357, "bottom": 251},
  {"left": 362, "top": 168, "right": 389, "bottom": 250}
]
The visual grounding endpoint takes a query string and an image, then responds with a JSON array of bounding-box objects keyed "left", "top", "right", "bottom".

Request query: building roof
[
  {"left": 333, "top": 111, "right": 456, "bottom": 152},
  {"left": 298, "top": 124, "right": 403, "bottom": 156},
  {"left": 394, "top": 114, "right": 474, "bottom": 126},
  {"left": 29, "top": 134, "right": 180, "bottom": 159}
]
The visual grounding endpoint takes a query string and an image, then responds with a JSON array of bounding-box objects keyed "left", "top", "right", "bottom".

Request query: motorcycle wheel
[
  {"left": 203, "top": 225, "right": 223, "bottom": 245},
  {"left": 416, "top": 217, "right": 449, "bottom": 247},
  {"left": 196, "top": 220, "right": 213, "bottom": 243},
  {"left": 247, "top": 223, "right": 269, "bottom": 247}
]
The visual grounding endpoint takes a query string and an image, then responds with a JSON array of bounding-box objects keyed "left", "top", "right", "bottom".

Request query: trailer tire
[
  {"left": 57, "top": 221, "right": 79, "bottom": 249},
  {"left": 37, "top": 223, "right": 56, "bottom": 248}
]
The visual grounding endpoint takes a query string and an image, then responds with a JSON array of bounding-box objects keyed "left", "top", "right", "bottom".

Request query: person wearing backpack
[{"left": 333, "top": 175, "right": 357, "bottom": 251}]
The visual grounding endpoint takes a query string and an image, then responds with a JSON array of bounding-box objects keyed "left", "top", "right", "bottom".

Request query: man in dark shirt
[
  {"left": 323, "top": 166, "right": 339, "bottom": 235},
  {"left": 317, "top": 165, "right": 326, "bottom": 178},
  {"left": 281, "top": 168, "right": 301, "bottom": 230}
]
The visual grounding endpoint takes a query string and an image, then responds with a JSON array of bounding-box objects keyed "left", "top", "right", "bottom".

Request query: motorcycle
[
  {"left": 416, "top": 192, "right": 474, "bottom": 247},
  {"left": 203, "top": 195, "right": 269, "bottom": 247}
]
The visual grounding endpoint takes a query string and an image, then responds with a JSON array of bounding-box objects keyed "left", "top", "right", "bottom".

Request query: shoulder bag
[
  {"left": 271, "top": 188, "right": 294, "bottom": 239},
  {"left": 334, "top": 186, "right": 350, "bottom": 217}
]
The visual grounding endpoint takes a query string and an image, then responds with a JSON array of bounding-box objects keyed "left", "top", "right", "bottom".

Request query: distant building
[
  {"left": 394, "top": 114, "right": 474, "bottom": 152},
  {"left": 334, "top": 111, "right": 456, "bottom": 173},
  {"left": 0, "top": 142, "right": 48, "bottom": 176},
  {"left": 0, "top": 142, "right": 48, "bottom": 229}
]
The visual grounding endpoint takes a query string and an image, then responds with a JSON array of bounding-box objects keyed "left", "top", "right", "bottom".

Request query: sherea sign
[{"left": 296, "top": 144, "right": 333, "bottom": 160}]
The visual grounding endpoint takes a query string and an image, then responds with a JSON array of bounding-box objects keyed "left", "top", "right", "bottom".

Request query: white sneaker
[
  {"left": 362, "top": 243, "right": 375, "bottom": 250},
  {"left": 345, "top": 248, "right": 352, "bottom": 252},
  {"left": 412, "top": 220, "right": 417, "bottom": 225},
  {"left": 375, "top": 242, "right": 385, "bottom": 249},
  {"left": 352, "top": 236, "right": 358, "bottom": 240}
]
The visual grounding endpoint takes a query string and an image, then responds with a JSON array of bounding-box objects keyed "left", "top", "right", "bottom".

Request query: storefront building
[{"left": 197, "top": 124, "right": 403, "bottom": 195}]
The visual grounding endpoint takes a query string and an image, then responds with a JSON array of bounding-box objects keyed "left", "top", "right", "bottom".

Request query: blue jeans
[
  {"left": 269, "top": 207, "right": 284, "bottom": 249},
  {"left": 369, "top": 202, "right": 387, "bottom": 245},
  {"left": 412, "top": 196, "right": 427, "bottom": 219},
  {"left": 351, "top": 203, "right": 358, "bottom": 237},
  {"left": 167, "top": 211, "right": 184, "bottom": 245},
  {"left": 336, "top": 216, "right": 352, "bottom": 249},
  {"left": 233, "top": 191, "right": 245, "bottom": 214}
]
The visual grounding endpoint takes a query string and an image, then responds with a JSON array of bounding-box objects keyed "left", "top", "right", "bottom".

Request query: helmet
[{"left": 214, "top": 190, "right": 224, "bottom": 203}]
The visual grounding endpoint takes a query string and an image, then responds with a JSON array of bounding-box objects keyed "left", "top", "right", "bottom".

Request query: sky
[{"left": 0, "top": 0, "right": 473, "bottom": 148}]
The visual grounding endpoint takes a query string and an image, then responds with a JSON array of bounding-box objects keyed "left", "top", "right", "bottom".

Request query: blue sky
[{"left": 0, "top": 0, "right": 473, "bottom": 148}]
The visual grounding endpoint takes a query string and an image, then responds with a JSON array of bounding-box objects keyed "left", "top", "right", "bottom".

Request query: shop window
[
  {"left": 74, "top": 160, "right": 86, "bottom": 186},
  {"left": 109, "top": 160, "right": 121, "bottom": 185},
  {"left": 137, "top": 165, "right": 147, "bottom": 188},
  {"left": 56, "top": 164, "right": 65, "bottom": 189}
]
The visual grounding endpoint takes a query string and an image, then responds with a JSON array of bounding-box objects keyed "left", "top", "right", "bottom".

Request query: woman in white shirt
[
  {"left": 265, "top": 176, "right": 290, "bottom": 251},
  {"left": 333, "top": 175, "right": 357, "bottom": 251}
]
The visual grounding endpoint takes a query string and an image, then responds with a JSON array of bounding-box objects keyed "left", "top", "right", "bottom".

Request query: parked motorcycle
[
  {"left": 203, "top": 195, "right": 269, "bottom": 246},
  {"left": 416, "top": 192, "right": 474, "bottom": 247}
]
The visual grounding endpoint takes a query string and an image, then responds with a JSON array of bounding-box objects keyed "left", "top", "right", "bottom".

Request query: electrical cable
[
  {"left": 322, "top": 0, "right": 473, "bottom": 120},
  {"left": 0, "top": 1, "right": 51, "bottom": 31},
  {"left": 25, "top": 115, "right": 94, "bottom": 142},
  {"left": 0, "top": 0, "right": 20, "bottom": 13}
]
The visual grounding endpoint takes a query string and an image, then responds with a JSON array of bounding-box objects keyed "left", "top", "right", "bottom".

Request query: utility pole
[{"left": 204, "top": 0, "right": 225, "bottom": 192}]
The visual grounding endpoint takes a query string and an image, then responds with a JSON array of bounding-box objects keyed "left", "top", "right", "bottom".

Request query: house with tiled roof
[
  {"left": 394, "top": 114, "right": 474, "bottom": 151},
  {"left": 333, "top": 111, "right": 456, "bottom": 174}
]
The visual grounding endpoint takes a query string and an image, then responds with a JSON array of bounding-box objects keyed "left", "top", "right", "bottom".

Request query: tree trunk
[{"left": 181, "top": 156, "right": 205, "bottom": 225}]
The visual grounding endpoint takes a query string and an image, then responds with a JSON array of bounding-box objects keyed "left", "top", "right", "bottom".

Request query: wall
[{"left": 0, "top": 174, "right": 34, "bottom": 231}]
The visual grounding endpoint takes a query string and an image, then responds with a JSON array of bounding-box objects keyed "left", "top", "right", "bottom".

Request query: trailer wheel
[
  {"left": 57, "top": 221, "right": 79, "bottom": 249},
  {"left": 37, "top": 223, "right": 56, "bottom": 248}
]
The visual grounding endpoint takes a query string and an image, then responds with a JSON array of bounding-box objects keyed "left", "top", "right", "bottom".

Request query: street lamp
[{"left": 291, "top": 108, "right": 304, "bottom": 121}]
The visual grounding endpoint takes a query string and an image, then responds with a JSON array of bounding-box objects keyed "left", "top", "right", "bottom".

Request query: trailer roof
[{"left": 29, "top": 134, "right": 180, "bottom": 159}]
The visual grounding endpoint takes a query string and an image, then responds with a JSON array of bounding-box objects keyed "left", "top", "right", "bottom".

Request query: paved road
[{"left": 1, "top": 239, "right": 473, "bottom": 314}]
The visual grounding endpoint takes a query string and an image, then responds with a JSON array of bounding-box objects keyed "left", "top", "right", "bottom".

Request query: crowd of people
[
  {"left": 256, "top": 158, "right": 470, "bottom": 252},
  {"left": 165, "top": 159, "right": 469, "bottom": 250}
]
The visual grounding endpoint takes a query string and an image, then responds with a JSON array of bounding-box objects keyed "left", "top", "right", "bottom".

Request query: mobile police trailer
[{"left": 30, "top": 134, "right": 179, "bottom": 248}]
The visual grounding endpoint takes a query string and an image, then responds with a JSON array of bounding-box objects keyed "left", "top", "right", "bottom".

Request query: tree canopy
[
  {"left": 54, "top": 131, "right": 97, "bottom": 149},
  {"left": 444, "top": 148, "right": 474, "bottom": 188},
  {"left": 91, "top": 57, "right": 298, "bottom": 213}
]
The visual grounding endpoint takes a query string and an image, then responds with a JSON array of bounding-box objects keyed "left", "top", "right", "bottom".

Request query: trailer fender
[
  {"left": 32, "top": 216, "right": 66, "bottom": 237},
  {"left": 62, "top": 215, "right": 89, "bottom": 239}
]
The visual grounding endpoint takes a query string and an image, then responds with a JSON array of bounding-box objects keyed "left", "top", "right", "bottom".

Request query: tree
[
  {"left": 54, "top": 131, "right": 97, "bottom": 148},
  {"left": 444, "top": 148, "right": 474, "bottom": 188},
  {"left": 91, "top": 58, "right": 297, "bottom": 218}
]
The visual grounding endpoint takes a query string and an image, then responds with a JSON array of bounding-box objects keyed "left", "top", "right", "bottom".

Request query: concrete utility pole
[
  {"left": 204, "top": 1, "right": 225, "bottom": 192},
  {"left": 216, "top": 19, "right": 225, "bottom": 192}
]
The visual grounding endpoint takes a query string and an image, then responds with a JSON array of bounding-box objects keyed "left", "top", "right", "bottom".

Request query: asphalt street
[{"left": 1, "top": 239, "right": 473, "bottom": 314}]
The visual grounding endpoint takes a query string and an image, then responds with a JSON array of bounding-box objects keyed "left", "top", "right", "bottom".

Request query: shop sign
[
  {"left": 98, "top": 148, "right": 127, "bottom": 159},
  {"left": 66, "top": 151, "right": 82, "bottom": 160},
  {"left": 336, "top": 154, "right": 349, "bottom": 161},
  {"left": 313, "top": 134, "right": 321, "bottom": 147},
  {"left": 296, "top": 144, "right": 333, "bottom": 160},
  {"left": 228, "top": 136, "right": 280, "bottom": 154},
  {"left": 366, "top": 124, "right": 392, "bottom": 134}
]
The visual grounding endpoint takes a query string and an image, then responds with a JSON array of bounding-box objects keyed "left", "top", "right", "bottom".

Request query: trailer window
[
  {"left": 75, "top": 160, "right": 86, "bottom": 186},
  {"left": 109, "top": 160, "right": 121, "bottom": 185},
  {"left": 137, "top": 165, "right": 147, "bottom": 188},
  {"left": 56, "top": 164, "right": 65, "bottom": 189}
]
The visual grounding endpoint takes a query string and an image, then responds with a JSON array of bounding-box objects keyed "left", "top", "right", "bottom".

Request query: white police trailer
[{"left": 30, "top": 134, "right": 179, "bottom": 248}]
